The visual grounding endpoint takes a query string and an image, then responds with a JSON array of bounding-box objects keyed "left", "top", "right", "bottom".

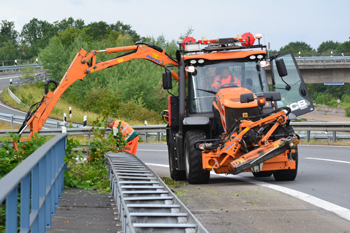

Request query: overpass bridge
[{"left": 265, "top": 56, "right": 350, "bottom": 84}]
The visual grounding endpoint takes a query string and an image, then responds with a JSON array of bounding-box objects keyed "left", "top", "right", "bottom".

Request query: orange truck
[{"left": 18, "top": 33, "right": 314, "bottom": 184}]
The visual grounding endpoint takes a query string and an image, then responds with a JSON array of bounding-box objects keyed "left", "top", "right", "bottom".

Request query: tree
[
  {"left": 0, "top": 40, "right": 17, "bottom": 61},
  {"left": 54, "top": 17, "right": 85, "bottom": 31},
  {"left": 317, "top": 40, "right": 340, "bottom": 54},
  {"left": 110, "top": 21, "right": 141, "bottom": 42},
  {"left": 279, "top": 41, "right": 314, "bottom": 54},
  {"left": 0, "top": 20, "right": 18, "bottom": 44},
  {"left": 20, "top": 18, "right": 58, "bottom": 58},
  {"left": 335, "top": 38, "right": 350, "bottom": 54},
  {"left": 85, "top": 21, "right": 110, "bottom": 41}
]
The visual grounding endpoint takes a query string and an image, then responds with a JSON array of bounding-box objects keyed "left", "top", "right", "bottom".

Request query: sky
[{"left": 1, "top": 0, "right": 350, "bottom": 51}]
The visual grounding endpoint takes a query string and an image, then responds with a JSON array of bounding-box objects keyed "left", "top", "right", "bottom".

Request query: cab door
[{"left": 270, "top": 51, "right": 314, "bottom": 117}]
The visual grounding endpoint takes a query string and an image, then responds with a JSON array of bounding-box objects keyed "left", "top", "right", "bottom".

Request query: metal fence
[{"left": 0, "top": 134, "right": 67, "bottom": 233}]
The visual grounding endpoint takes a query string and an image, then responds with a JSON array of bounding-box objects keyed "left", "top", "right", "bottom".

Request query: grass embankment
[
  {"left": 1, "top": 85, "right": 99, "bottom": 125},
  {"left": 0, "top": 83, "right": 159, "bottom": 126}
]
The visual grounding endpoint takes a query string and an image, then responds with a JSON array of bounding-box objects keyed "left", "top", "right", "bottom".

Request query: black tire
[
  {"left": 273, "top": 146, "right": 298, "bottom": 181},
  {"left": 252, "top": 171, "right": 273, "bottom": 177},
  {"left": 167, "top": 132, "right": 186, "bottom": 180},
  {"left": 184, "top": 130, "right": 210, "bottom": 184}
]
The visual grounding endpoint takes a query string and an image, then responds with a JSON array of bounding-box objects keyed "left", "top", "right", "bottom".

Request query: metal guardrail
[
  {"left": 1, "top": 122, "right": 349, "bottom": 143},
  {"left": 0, "top": 134, "right": 67, "bottom": 232},
  {"left": 0, "top": 112, "right": 82, "bottom": 129},
  {"left": 0, "top": 64, "right": 43, "bottom": 72},
  {"left": 105, "top": 152, "right": 208, "bottom": 233},
  {"left": 10, "top": 72, "right": 47, "bottom": 87}
]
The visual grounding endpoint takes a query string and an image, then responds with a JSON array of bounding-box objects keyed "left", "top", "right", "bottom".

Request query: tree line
[
  {"left": 0, "top": 18, "right": 141, "bottom": 62},
  {"left": 269, "top": 40, "right": 350, "bottom": 56}
]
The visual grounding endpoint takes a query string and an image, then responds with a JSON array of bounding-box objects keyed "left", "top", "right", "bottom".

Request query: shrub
[
  {"left": 19, "top": 66, "right": 35, "bottom": 80},
  {"left": 346, "top": 106, "right": 350, "bottom": 117},
  {"left": 118, "top": 101, "right": 162, "bottom": 124}
]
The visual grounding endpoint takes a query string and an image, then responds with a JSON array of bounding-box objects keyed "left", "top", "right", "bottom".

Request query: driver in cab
[{"left": 211, "top": 67, "right": 241, "bottom": 90}]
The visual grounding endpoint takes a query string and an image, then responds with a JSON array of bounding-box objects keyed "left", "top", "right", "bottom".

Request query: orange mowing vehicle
[{"left": 17, "top": 32, "right": 314, "bottom": 184}]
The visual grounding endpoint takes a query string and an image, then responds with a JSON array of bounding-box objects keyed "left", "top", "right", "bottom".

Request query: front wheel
[
  {"left": 273, "top": 146, "right": 298, "bottom": 181},
  {"left": 184, "top": 130, "right": 210, "bottom": 184}
]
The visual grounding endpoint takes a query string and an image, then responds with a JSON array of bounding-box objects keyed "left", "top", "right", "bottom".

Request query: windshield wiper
[{"left": 196, "top": 88, "right": 216, "bottom": 94}]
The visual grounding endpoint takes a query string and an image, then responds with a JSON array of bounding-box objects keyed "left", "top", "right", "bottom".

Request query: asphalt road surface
[{"left": 137, "top": 143, "right": 350, "bottom": 232}]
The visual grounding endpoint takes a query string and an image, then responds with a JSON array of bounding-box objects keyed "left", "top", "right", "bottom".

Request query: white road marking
[
  {"left": 0, "top": 75, "right": 21, "bottom": 80},
  {"left": 146, "top": 163, "right": 169, "bottom": 168},
  {"left": 0, "top": 100, "right": 27, "bottom": 114},
  {"left": 219, "top": 174, "right": 350, "bottom": 222},
  {"left": 305, "top": 157, "right": 350, "bottom": 164},
  {"left": 145, "top": 162, "right": 350, "bottom": 222}
]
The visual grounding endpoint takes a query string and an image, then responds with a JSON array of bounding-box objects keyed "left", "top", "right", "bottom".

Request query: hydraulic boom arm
[{"left": 18, "top": 43, "right": 179, "bottom": 138}]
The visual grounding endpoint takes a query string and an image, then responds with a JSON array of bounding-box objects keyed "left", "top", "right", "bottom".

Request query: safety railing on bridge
[
  {"left": 0, "top": 134, "right": 67, "bottom": 233},
  {"left": 295, "top": 56, "right": 350, "bottom": 64}
]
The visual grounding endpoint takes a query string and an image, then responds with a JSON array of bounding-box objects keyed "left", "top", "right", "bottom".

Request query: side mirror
[
  {"left": 240, "top": 93, "right": 255, "bottom": 103},
  {"left": 162, "top": 71, "right": 172, "bottom": 89},
  {"left": 264, "top": 92, "right": 281, "bottom": 101},
  {"left": 276, "top": 59, "right": 288, "bottom": 77}
]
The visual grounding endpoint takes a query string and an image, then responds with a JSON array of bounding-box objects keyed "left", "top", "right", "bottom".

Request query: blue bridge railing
[{"left": 0, "top": 133, "right": 67, "bottom": 233}]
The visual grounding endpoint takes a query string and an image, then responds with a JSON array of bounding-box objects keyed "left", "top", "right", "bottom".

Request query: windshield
[
  {"left": 271, "top": 52, "right": 314, "bottom": 116},
  {"left": 188, "top": 60, "right": 269, "bottom": 113}
]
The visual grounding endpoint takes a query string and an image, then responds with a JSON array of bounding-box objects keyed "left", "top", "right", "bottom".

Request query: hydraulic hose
[{"left": 45, "top": 79, "right": 59, "bottom": 94}]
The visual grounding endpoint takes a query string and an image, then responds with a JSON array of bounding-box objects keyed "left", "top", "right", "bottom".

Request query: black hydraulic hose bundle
[{"left": 17, "top": 79, "right": 59, "bottom": 135}]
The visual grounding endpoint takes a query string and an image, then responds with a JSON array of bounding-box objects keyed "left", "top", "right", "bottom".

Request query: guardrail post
[
  {"left": 56, "top": 122, "right": 59, "bottom": 128},
  {"left": 157, "top": 132, "right": 160, "bottom": 142},
  {"left": 145, "top": 132, "right": 148, "bottom": 142},
  {"left": 306, "top": 130, "right": 311, "bottom": 142},
  {"left": 11, "top": 115, "right": 13, "bottom": 128},
  {"left": 333, "top": 131, "right": 337, "bottom": 142}
]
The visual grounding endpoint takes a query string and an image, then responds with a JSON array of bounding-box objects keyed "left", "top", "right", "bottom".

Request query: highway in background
[{"left": 0, "top": 73, "right": 25, "bottom": 114}]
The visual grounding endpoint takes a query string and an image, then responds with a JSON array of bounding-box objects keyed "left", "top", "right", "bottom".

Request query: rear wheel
[
  {"left": 167, "top": 132, "right": 186, "bottom": 180},
  {"left": 252, "top": 171, "right": 273, "bottom": 177},
  {"left": 184, "top": 130, "right": 210, "bottom": 184},
  {"left": 273, "top": 146, "right": 298, "bottom": 181}
]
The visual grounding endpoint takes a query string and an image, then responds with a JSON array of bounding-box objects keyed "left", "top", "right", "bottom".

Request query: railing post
[
  {"left": 333, "top": 131, "right": 336, "bottom": 142},
  {"left": 157, "top": 132, "right": 160, "bottom": 142},
  {"left": 11, "top": 115, "right": 13, "bottom": 128},
  {"left": 6, "top": 187, "right": 18, "bottom": 233},
  {"left": 306, "top": 130, "right": 311, "bottom": 142}
]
